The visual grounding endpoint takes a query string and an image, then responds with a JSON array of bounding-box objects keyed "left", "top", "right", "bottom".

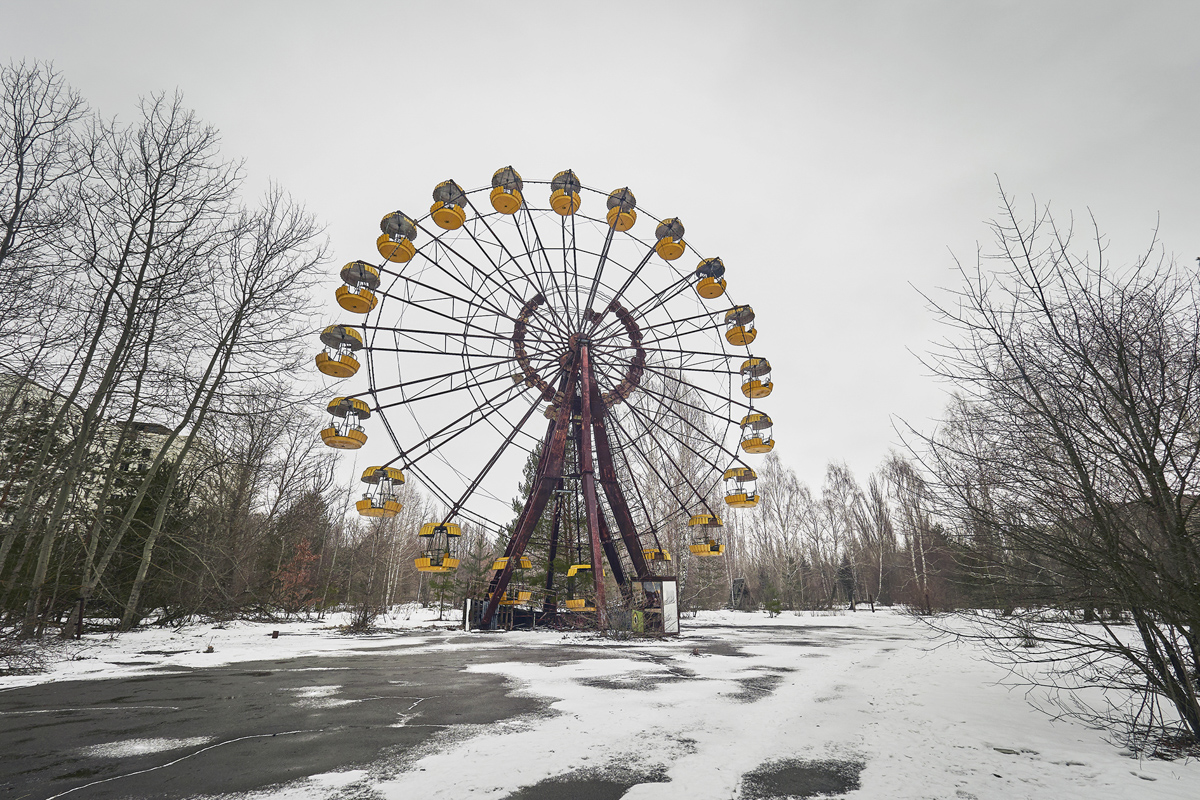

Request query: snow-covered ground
[{"left": 4, "top": 607, "right": 1197, "bottom": 799}]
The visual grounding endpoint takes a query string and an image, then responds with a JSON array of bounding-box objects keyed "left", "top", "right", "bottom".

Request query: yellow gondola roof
[
  {"left": 741, "top": 411, "right": 773, "bottom": 430},
  {"left": 361, "top": 465, "right": 404, "bottom": 484},
  {"left": 688, "top": 513, "right": 724, "bottom": 527},
  {"left": 726, "top": 305, "right": 755, "bottom": 325},
  {"left": 723, "top": 466, "right": 757, "bottom": 481},
  {"left": 418, "top": 522, "right": 462, "bottom": 537},
  {"left": 695, "top": 257, "right": 725, "bottom": 278},
  {"left": 319, "top": 324, "right": 364, "bottom": 350},
  {"left": 740, "top": 357, "right": 771, "bottom": 376},
  {"left": 327, "top": 396, "right": 371, "bottom": 419}
]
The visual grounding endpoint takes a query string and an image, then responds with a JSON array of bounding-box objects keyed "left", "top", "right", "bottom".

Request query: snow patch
[{"left": 79, "top": 736, "right": 213, "bottom": 758}]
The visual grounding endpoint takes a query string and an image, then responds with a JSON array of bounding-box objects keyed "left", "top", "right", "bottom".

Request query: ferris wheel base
[{"left": 463, "top": 578, "right": 679, "bottom": 635}]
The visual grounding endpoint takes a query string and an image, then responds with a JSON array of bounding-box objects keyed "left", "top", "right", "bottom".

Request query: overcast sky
[{"left": 4, "top": 1, "right": 1198, "bottom": 493}]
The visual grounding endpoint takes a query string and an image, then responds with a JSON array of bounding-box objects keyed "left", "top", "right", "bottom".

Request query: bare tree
[{"left": 917, "top": 189, "right": 1200, "bottom": 746}]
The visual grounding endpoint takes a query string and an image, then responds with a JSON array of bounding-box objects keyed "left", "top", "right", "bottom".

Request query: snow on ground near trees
[{"left": 5, "top": 608, "right": 1198, "bottom": 798}]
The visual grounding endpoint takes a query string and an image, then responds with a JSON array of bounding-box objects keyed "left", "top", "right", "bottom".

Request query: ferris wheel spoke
[
  {"left": 438, "top": 385, "right": 549, "bottom": 524},
  {"left": 590, "top": 356, "right": 737, "bottom": 471},
  {"left": 630, "top": 380, "right": 742, "bottom": 429},
  {"left": 403, "top": 241, "right": 514, "bottom": 322},
  {"left": 633, "top": 273, "right": 698, "bottom": 322},
  {"left": 602, "top": 399, "right": 718, "bottom": 518},
  {"left": 373, "top": 367, "right": 547, "bottom": 411},
  {"left": 405, "top": 461, "right": 501, "bottom": 533},
  {"left": 591, "top": 341, "right": 732, "bottom": 363},
  {"left": 604, "top": 412, "right": 664, "bottom": 541},
  {"left": 627, "top": 357, "right": 754, "bottom": 413},
  {"left": 637, "top": 320, "right": 732, "bottom": 349},
  {"left": 368, "top": 346, "right": 513, "bottom": 358},
  {"left": 635, "top": 309, "right": 726, "bottom": 334},
  {"left": 459, "top": 194, "right": 572, "bottom": 341},
  {"left": 512, "top": 206, "right": 575, "bottom": 337},
  {"left": 561, "top": 213, "right": 575, "bottom": 326},
  {"left": 414, "top": 221, "right": 536, "bottom": 317},
  {"left": 367, "top": 295, "right": 519, "bottom": 340},
  {"left": 367, "top": 404, "right": 505, "bottom": 535},
  {"left": 361, "top": 355, "right": 538, "bottom": 404},
  {"left": 582, "top": 222, "right": 616, "bottom": 323},
  {"left": 514, "top": 203, "right": 576, "bottom": 330},
  {"left": 396, "top": 370, "right": 560, "bottom": 471},
  {"left": 617, "top": 396, "right": 728, "bottom": 503},
  {"left": 584, "top": 244, "right": 659, "bottom": 338},
  {"left": 378, "top": 271, "right": 520, "bottom": 326},
  {"left": 602, "top": 406, "right": 686, "bottom": 518},
  {"left": 370, "top": 325, "right": 507, "bottom": 341},
  {"left": 589, "top": 352, "right": 738, "bottom": 427},
  {"left": 621, "top": 379, "right": 746, "bottom": 465}
]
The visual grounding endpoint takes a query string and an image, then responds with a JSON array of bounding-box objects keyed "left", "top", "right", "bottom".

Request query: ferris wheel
[{"left": 316, "top": 168, "right": 776, "bottom": 627}]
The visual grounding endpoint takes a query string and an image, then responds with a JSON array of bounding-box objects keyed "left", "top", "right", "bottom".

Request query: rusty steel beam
[
  {"left": 571, "top": 406, "right": 628, "bottom": 592},
  {"left": 479, "top": 363, "right": 578, "bottom": 628},
  {"left": 577, "top": 344, "right": 608, "bottom": 629},
  {"left": 541, "top": 486, "right": 564, "bottom": 617},
  {"left": 589, "top": 372, "right": 654, "bottom": 581}
]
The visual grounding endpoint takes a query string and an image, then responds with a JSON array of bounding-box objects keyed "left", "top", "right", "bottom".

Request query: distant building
[{"left": 0, "top": 372, "right": 196, "bottom": 526}]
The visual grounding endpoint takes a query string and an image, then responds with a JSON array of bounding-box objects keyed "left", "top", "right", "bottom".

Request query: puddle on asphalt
[
  {"left": 504, "top": 767, "right": 669, "bottom": 800},
  {"left": 729, "top": 673, "right": 785, "bottom": 702},
  {"left": 739, "top": 758, "right": 864, "bottom": 798},
  {"left": 579, "top": 666, "right": 697, "bottom": 692},
  {"left": 580, "top": 674, "right": 689, "bottom": 691}
]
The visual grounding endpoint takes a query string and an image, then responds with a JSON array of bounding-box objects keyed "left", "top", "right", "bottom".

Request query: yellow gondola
[
  {"left": 356, "top": 465, "right": 404, "bottom": 517},
  {"left": 320, "top": 396, "right": 370, "bottom": 450},
  {"left": 377, "top": 211, "right": 418, "bottom": 263},
  {"left": 740, "top": 411, "right": 775, "bottom": 454},
  {"left": 415, "top": 522, "right": 462, "bottom": 572},
  {"left": 687, "top": 513, "right": 725, "bottom": 556},
  {"left": 654, "top": 218, "right": 686, "bottom": 261},
  {"left": 740, "top": 356, "right": 773, "bottom": 398},
  {"left": 642, "top": 547, "right": 672, "bottom": 562},
  {"left": 605, "top": 187, "right": 637, "bottom": 231},
  {"left": 725, "top": 305, "right": 757, "bottom": 346},
  {"left": 695, "top": 257, "right": 727, "bottom": 299},
  {"left": 336, "top": 260, "right": 380, "bottom": 314},
  {"left": 723, "top": 466, "right": 759, "bottom": 508},
  {"left": 491, "top": 556, "right": 533, "bottom": 570},
  {"left": 550, "top": 170, "right": 582, "bottom": 216},
  {"left": 315, "top": 324, "right": 364, "bottom": 378},
  {"left": 431, "top": 180, "right": 468, "bottom": 230},
  {"left": 490, "top": 166, "right": 524, "bottom": 214},
  {"left": 488, "top": 587, "right": 534, "bottom": 606},
  {"left": 564, "top": 563, "right": 599, "bottom": 610}
]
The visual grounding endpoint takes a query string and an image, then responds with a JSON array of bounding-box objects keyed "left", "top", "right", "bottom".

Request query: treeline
[
  {"left": 0, "top": 60, "right": 340, "bottom": 636},
  {"left": 717, "top": 452, "right": 955, "bottom": 614}
]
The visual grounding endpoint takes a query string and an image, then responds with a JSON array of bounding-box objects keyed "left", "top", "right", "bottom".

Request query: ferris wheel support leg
[
  {"left": 541, "top": 487, "right": 564, "bottom": 619},
  {"left": 588, "top": 378, "right": 654, "bottom": 582},
  {"left": 597, "top": 511, "right": 632, "bottom": 605},
  {"left": 479, "top": 368, "right": 578, "bottom": 629},
  {"left": 578, "top": 345, "right": 608, "bottom": 630},
  {"left": 571, "top": 406, "right": 628, "bottom": 596}
]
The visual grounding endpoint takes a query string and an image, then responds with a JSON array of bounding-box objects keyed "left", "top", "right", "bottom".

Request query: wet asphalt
[{"left": 0, "top": 634, "right": 616, "bottom": 800}]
